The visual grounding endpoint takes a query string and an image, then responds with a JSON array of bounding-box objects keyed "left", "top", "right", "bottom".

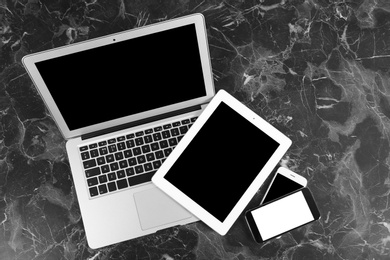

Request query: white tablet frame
[{"left": 152, "top": 89, "right": 292, "bottom": 235}]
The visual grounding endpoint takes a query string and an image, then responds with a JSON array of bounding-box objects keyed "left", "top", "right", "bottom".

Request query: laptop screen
[{"left": 35, "top": 24, "right": 207, "bottom": 131}]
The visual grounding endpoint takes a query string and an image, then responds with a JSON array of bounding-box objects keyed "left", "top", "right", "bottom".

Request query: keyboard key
[
  {"left": 171, "top": 128, "right": 180, "bottom": 136},
  {"left": 168, "top": 138, "right": 177, "bottom": 147},
  {"left": 146, "top": 153, "right": 155, "bottom": 161},
  {"left": 115, "top": 152, "right": 124, "bottom": 161},
  {"left": 126, "top": 140, "right": 135, "bottom": 148},
  {"left": 163, "top": 124, "right": 172, "bottom": 129},
  {"left": 110, "top": 162, "right": 119, "bottom": 171},
  {"left": 153, "top": 160, "right": 162, "bottom": 169},
  {"left": 154, "top": 126, "right": 162, "bottom": 132},
  {"left": 179, "top": 125, "right": 188, "bottom": 135},
  {"left": 119, "top": 160, "right": 128, "bottom": 169},
  {"left": 141, "top": 145, "right": 151, "bottom": 153},
  {"left": 144, "top": 135, "right": 153, "bottom": 143},
  {"left": 135, "top": 131, "right": 144, "bottom": 137},
  {"left": 159, "top": 140, "right": 168, "bottom": 149},
  {"left": 97, "top": 157, "right": 106, "bottom": 165},
  {"left": 144, "top": 163, "right": 153, "bottom": 172},
  {"left": 135, "top": 137, "right": 144, "bottom": 146},
  {"left": 85, "top": 167, "right": 100, "bottom": 178},
  {"left": 145, "top": 129, "right": 153, "bottom": 134},
  {"left": 117, "top": 170, "right": 126, "bottom": 179},
  {"left": 117, "top": 179, "right": 128, "bottom": 189},
  {"left": 133, "top": 147, "right": 141, "bottom": 156},
  {"left": 89, "top": 187, "right": 99, "bottom": 197},
  {"left": 98, "top": 141, "right": 107, "bottom": 146},
  {"left": 128, "top": 158, "right": 137, "bottom": 166},
  {"left": 162, "top": 130, "right": 171, "bottom": 139},
  {"left": 128, "top": 171, "right": 155, "bottom": 186},
  {"left": 135, "top": 165, "right": 144, "bottom": 174},
  {"left": 90, "top": 149, "right": 99, "bottom": 158},
  {"left": 98, "top": 184, "right": 108, "bottom": 194},
  {"left": 108, "top": 138, "right": 116, "bottom": 144},
  {"left": 153, "top": 133, "right": 162, "bottom": 141},
  {"left": 182, "top": 119, "right": 190, "bottom": 124},
  {"left": 80, "top": 146, "right": 88, "bottom": 151},
  {"left": 99, "top": 147, "right": 108, "bottom": 155},
  {"left": 191, "top": 117, "right": 197, "bottom": 122},
  {"left": 124, "top": 150, "right": 133, "bottom": 158},
  {"left": 81, "top": 152, "right": 90, "bottom": 160},
  {"left": 87, "top": 177, "right": 98, "bottom": 187},
  {"left": 126, "top": 168, "right": 135, "bottom": 176},
  {"left": 108, "top": 144, "right": 117, "bottom": 153},
  {"left": 106, "top": 154, "right": 115, "bottom": 163},
  {"left": 117, "top": 142, "right": 126, "bottom": 150},
  {"left": 155, "top": 150, "right": 164, "bottom": 159},
  {"left": 101, "top": 165, "right": 110, "bottom": 173},
  {"left": 107, "top": 182, "right": 117, "bottom": 192},
  {"left": 126, "top": 133, "right": 135, "bottom": 139},
  {"left": 108, "top": 172, "right": 117, "bottom": 181},
  {"left": 137, "top": 155, "right": 146, "bottom": 164},
  {"left": 164, "top": 148, "right": 172, "bottom": 157},
  {"left": 89, "top": 143, "right": 98, "bottom": 149},
  {"left": 117, "top": 136, "right": 125, "bottom": 142},
  {"left": 99, "top": 174, "right": 108, "bottom": 183},
  {"left": 151, "top": 143, "right": 159, "bottom": 151},
  {"left": 172, "top": 121, "right": 180, "bottom": 127}
]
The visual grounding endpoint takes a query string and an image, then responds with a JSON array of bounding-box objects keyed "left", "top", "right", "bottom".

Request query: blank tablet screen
[{"left": 164, "top": 102, "right": 280, "bottom": 222}]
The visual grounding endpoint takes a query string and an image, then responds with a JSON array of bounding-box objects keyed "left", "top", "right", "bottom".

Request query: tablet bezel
[{"left": 152, "top": 89, "right": 292, "bottom": 235}]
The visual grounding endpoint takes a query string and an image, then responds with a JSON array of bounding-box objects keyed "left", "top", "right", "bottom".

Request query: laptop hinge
[{"left": 81, "top": 105, "right": 202, "bottom": 140}]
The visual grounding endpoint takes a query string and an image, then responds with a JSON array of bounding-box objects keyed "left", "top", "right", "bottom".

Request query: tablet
[{"left": 152, "top": 89, "right": 292, "bottom": 235}]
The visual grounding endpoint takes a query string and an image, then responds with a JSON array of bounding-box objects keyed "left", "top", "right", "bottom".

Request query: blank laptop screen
[{"left": 35, "top": 24, "right": 207, "bottom": 130}]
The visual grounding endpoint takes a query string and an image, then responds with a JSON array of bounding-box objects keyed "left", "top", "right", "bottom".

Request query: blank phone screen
[{"left": 252, "top": 191, "right": 314, "bottom": 240}]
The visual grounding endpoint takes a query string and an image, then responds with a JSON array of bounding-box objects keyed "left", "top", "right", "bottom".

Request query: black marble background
[{"left": 1, "top": 0, "right": 390, "bottom": 259}]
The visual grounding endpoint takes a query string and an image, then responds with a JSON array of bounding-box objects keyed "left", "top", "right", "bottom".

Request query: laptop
[{"left": 22, "top": 13, "right": 214, "bottom": 249}]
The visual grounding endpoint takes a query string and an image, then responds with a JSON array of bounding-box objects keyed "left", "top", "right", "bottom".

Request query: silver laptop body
[{"left": 23, "top": 13, "right": 214, "bottom": 248}]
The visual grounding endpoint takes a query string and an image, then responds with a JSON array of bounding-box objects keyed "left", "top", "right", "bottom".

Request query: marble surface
[{"left": 1, "top": 0, "right": 390, "bottom": 259}]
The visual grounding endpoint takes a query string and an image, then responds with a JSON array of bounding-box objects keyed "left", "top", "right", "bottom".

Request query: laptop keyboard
[{"left": 80, "top": 117, "right": 197, "bottom": 198}]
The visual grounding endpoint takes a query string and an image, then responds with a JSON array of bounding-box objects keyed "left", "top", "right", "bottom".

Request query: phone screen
[
  {"left": 262, "top": 173, "right": 304, "bottom": 204},
  {"left": 250, "top": 190, "right": 315, "bottom": 241}
]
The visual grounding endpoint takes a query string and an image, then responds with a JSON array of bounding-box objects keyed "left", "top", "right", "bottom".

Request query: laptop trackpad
[{"left": 134, "top": 188, "right": 192, "bottom": 230}]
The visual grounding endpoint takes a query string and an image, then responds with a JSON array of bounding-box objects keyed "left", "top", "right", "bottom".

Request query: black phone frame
[{"left": 245, "top": 187, "right": 321, "bottom": 243}]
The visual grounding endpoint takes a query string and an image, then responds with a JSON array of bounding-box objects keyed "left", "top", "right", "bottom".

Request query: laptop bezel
[
  {"left": 22, "top": 13, "right": 214, "bottom": 140},
  {"left": 152, "top": 89, "right": 292, "bottom": 236}
]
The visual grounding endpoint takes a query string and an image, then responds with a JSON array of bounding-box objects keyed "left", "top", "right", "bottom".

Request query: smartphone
[
  {"left": 245, "top": 188, "right": 320, "bottom": 243},
  {"left": 261, "top": 167, "right": 307, "bottom": 205}
]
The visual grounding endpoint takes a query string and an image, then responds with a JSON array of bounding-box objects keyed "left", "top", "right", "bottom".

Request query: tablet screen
[{"left": 164, "top": 102, "right": 280, "bottom": 222}]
